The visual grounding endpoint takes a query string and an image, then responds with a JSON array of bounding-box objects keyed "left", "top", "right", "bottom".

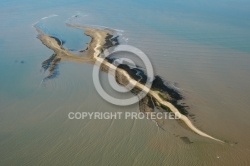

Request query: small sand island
[{"left": 35, "top": 23, "right": 224, "bottom": 143}]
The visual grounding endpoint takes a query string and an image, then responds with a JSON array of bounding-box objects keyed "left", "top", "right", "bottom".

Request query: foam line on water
[{"left": 32, "top": 14, "right": 59, "bottom": 27}]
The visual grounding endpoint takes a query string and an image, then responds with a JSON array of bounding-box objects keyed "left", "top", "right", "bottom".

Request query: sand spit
[{"left": 35, "top": 24, "right": 224, "bottom": 143}]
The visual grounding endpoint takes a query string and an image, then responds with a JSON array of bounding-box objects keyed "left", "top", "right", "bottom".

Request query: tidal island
[{"left": 35, "top": 23, "right": 224, "bottom": 143}]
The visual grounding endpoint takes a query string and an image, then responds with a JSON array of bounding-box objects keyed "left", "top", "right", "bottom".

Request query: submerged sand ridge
[{"left": 35, "top": 23, "right": 224, "bottom": 143}]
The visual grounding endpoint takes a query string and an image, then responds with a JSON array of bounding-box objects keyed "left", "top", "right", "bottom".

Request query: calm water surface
[{"left": 1, "top": 0, "right": 250, "bottom": 165}]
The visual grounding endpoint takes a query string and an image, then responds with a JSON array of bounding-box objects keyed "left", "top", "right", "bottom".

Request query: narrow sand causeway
[{"left": 35, "top": 24, "right": 224, "bottom": 143}]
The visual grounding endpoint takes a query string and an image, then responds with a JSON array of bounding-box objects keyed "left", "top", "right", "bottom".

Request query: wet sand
[{"left": 35, "top": 24, "right": 224, "bottom": 143}]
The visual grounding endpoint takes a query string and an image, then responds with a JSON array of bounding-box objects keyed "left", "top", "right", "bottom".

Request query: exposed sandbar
[{"left": 35, "top": 24, "right": 224, "bottom": 143}]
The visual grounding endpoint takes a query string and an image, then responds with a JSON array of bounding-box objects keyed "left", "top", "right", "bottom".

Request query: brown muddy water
[{"left": 1, "top": 0, "right": 250, "bottom": 165}]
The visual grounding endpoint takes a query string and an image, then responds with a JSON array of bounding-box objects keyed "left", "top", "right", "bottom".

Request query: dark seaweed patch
[
  {"left": 152, "top": 76, "right": 182, "bottom": 100},
  {"left": 116, "top": 64, "right": 147, "bottom": 84},
  {"left": 42, "top": 54, "right": 56, "bottom": 71},
  {"left": 41, "top": 54, "right": 61, "bottom": 81},
  {"left": 103, "top": 33, "right": 119, "bottom": 49},
  {"left": 151, "top": 76, "right": 189, "bottom": 115},
  {"left": 49, "top": 36, "right": 64, "bottom": 46},
  {"left": 114, "top": 63, "right": 189, "bottom": 115},
  {"left": 180, "top": 137, "right": 193, "bottom": 144}
]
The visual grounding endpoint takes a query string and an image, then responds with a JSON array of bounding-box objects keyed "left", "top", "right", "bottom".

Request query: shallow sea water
[{"left": 1, "top": 0, "right": 250, "bottom": 165}]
